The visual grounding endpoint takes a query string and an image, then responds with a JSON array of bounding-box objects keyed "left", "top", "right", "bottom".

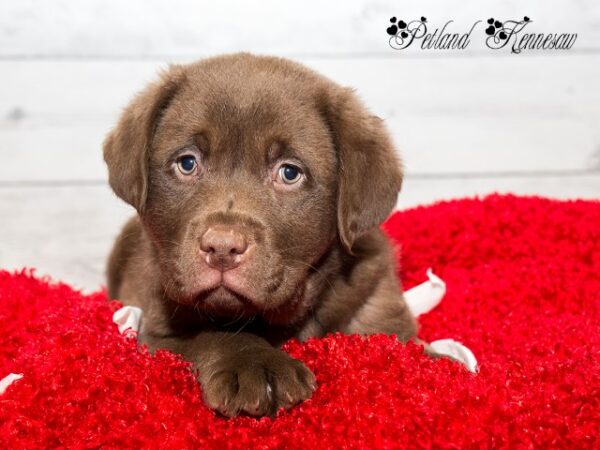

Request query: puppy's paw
[{"left": 200, "top": 348, "right": 316, "bottom": 417}]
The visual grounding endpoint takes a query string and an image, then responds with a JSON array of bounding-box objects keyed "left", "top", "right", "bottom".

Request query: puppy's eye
[
  {"left": 176, "top": 155, "right": 198, "bottom": 176},
  {"left": 277, "top": 164, "right": 303, "bottom": 185}
]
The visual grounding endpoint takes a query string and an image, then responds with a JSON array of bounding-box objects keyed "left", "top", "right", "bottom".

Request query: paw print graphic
[
  {"left": 485, "top": 17, "right": 507, "bottom": 40},
  {"left": 387, "top": 16, "right": 426, "bottom": 37}
]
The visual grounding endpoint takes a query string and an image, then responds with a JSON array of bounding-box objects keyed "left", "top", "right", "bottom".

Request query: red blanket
[{"left": 1, "top": 194, "right": 598, "bottom": 448}]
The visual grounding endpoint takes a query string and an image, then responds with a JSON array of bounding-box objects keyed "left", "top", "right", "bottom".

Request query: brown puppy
[{"left": 104, "top": 53, "right": 420, "bottom": 417}]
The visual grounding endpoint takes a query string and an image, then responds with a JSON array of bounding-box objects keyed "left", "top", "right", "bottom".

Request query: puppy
[{"left": 104, "top": 53, "right": 422, "bottom": 417}]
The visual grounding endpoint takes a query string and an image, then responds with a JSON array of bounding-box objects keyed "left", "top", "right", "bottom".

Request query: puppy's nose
[{"left": 200, "top": 226, "right": 248, "bottom": 271}]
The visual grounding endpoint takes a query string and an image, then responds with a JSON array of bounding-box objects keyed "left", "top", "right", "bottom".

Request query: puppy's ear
[
  {"left": 103, "top": 66, "right": 186, "bottom": 212},
  {"left": 323, "top": 88, "right": 403, "bottom": 252}
]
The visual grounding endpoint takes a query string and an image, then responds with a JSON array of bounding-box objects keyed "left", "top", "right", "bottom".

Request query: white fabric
[
  {"left": 404, "top": 269, "right": 478, "bottom": 373},
  {"left": 429, "top": 339, "right": 478, "bottom": 373},
  {"left": 112, "top": 305, "right": 143, "bottom": 338},
  {"left": 404, "top": 268, "right": 446, "bottom": 317},
  {"left": 0, "top": 373, "right": 23, "bottom": 395}
]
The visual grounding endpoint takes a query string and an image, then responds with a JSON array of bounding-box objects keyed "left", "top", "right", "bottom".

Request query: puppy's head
[{"left": 104, "top": 54, "right": 402, "bottom": 324}]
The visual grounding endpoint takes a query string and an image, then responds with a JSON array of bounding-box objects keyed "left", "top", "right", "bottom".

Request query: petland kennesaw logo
[{"left": 386, "top": 17, "right": 577, "bottom": 53}]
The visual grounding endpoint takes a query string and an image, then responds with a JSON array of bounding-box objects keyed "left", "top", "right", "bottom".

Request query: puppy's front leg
[{"left": 141, "top": 332, "right": 316, "bottom": 417}]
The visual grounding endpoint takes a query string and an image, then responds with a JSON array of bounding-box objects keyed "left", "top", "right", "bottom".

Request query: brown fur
[{"left": 104, "top": 53, "right": 424, "bottom": 417}]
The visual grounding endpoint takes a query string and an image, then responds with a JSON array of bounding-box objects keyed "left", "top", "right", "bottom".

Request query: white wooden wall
[{"left": 1, "top": 0, "right": 599, "bottom": 290}]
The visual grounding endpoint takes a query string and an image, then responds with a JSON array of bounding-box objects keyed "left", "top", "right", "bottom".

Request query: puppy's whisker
[
  {"left": 285, "top": 258, "right": 339, "bottom": 300},
  {"left": 227, "top": 315, "right": 255, "bottom": 341},
  {"left": 222, "top": 310, "right": 246, "bottom": 327},
  {"left": 169, "top": 302, "right": 181, "bottom": 320}
]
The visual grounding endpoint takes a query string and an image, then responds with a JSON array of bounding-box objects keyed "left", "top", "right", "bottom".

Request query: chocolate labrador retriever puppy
[{"left": 104, "top": 53, "right": 424, "bottom": 417}]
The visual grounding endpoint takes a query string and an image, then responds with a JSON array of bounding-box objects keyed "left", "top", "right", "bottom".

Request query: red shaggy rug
[{"left": 0, "top": 194, "right": 599, "bottom": 448}]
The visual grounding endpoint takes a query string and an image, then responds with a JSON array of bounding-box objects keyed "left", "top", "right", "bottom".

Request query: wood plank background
[{"left": 1, "top": 0, "right": 598, "bottom": 290}]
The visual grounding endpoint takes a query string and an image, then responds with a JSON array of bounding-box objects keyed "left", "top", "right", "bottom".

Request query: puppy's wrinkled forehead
[{"left": 152, "top": 65, "right": 333, "bottom": 174}]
